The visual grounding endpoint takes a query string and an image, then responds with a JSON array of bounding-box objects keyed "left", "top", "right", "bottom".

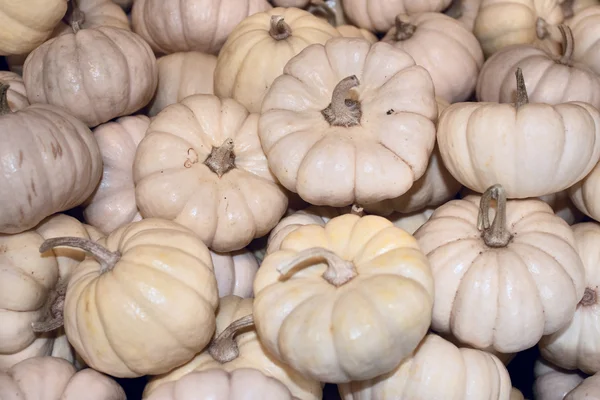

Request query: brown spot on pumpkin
[
  {"left": 18, "top": 150, "right": 23, "bottom": 167},
  {"left": 27, "top": 193, "right": 32, "bottom": 206},
  {"left": 386, "top": 109, "right": 394, "bottom": 115},
  {"left": 51, "top": 142, "right": 58, "bottom": 159},
  {"left": 0, "top": 245, "right": 7, "bottom": 254},
  {"left": 31, "top": 179, "right": 37, "bottom": 196}
]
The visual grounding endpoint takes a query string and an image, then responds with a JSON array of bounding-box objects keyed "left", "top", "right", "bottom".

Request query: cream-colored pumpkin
[
  {"left": 0, "top": 87, "right": 102, "bottom": 234},
  {"left": 309, "top": 0, "right": 348, "bottom": 27},
  {"left": 214, "top": 7, "right": 340, "bottom": 113},
  {"left": 134, "top": 95, "right": 288, "bottom": 253},
  {"left": 388, "top": 208, "right": 435, "bottom": 235},
  {"left": 565, "top": 374, "right": 600, "bottom": 399},
  {"left": 254, "top": 214, "right": 434, "bottom": 382},
  {"left": 539, "top": 222, "right": 600, "bottom": 374},
  {"left": 444, "top": 0, "right": 484, "bottom": 31},
  {"left": 414, "top": 185, "right": 586, "bottom": 353},
  {"left": 338, "top": 333, "right": 512, "bottom": 400},
  {"left": 0, "top": 357, "right": 125, "bottom": 400},
  {"left": 534, "top": 359, "right": 586, "bottom": 400},
  {"left": 0, "top": 72, "right": 29, "bottom": 111},
  {"left": 539, "top": 190, "right": 583, "bottom": 225},
  {"left": 132, "top": 0, "right": 272, "bottom": 55},
  {"left": 342, "top": 0, "right": 452, "bottom": 32},
  {"left": 567, "top": 6, "right": 600, "bottom": 75},
  {"left": 437, "top": 69, "right": 600, "bottom": 198},
  {"left": 511, "top": 388, "right": 525, "bottom": 400},
  {"left": 476, "top": 26, "right": 600, "bottom": 109},
  {"left": 83, "top": 115, "right": 150, "bottom": 235},
  {"left": 569, "top": 159, "right": 600, "bottom": 221},
  {"left": 0, "top": 0, "right": 67, "bottom": 56},
  {"left": 0, "top": 214, "right": 97, "bottom": 371},
  {"left": 337, "top": 25, "right": 378, "bottom": 42},
  {"left": 564, "top": 0, "right": 600, "bottom": 18},
  {"left": 210, "top": 250, "right": 259, "bottom": 298},
  {"left": 147, "top": 52, "right": 217, "bottom": 117},
  {"left": 45, "top": 218, "right": 219, "bottom": 378},
  {"left": 260, "top": 38, "right": 438, "bottom": 206},
  {"left": 143, "top": 296, "right": 321, "bottom": 400},
  {"left": 23, "top": 24, "right": 158, "bottom": 128},
  {"left": 382, "top": 13, "right": 484, "bottom": 103}
]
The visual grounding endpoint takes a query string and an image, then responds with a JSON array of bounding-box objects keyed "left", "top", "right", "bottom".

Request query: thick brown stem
[
  {"left": 307, "top": 0, "right": 337, "bottom": 26},
  {"left": 579, "top": 288, "right": 597, "bottom": 307},
  {"left": 269, "top": 16, "right": 292, "bottom": 40},
  {"left": 444, "top": 0, "right": 463, "bottom": 19},
  {"left": 557, "top": 24, "right": 574, "bottom": 65},
  {"left": 321, "top": 76, "right": 362, "bottom": 127},
  {"left": 351, "top": 204, "right": 364, "bottom": 216},
  {"left": 204, "top": 138, "right": 236, "bottom": 177},
  {"left": 561, "top": 0, "right": 575, "bottom": 19},
  {"left": 394, "top": 16, "right": 416, "bottom": 41},
  {"left": 514, "top": 68, "right": 529, "bottom": 109},
  {"left": 69, "top": 0, "right": 85, "bottom": 33},
  {"left": 477, "top": 184, "right": 512, "bottom": 248},
  {"left": 278, "top": 247, "right": 357, "bottom": 286},
  {"left": 32, "top": 280, "right": 67, "bottom": 332},
  {"left": 0, "top": 83, "right": 11, "bottom": 115},
  {"left": 40, "top": 237, "right": 121, "bottom": 274},
  {"left": 208, "top": 315, "right": 254, "bottom": 363}
]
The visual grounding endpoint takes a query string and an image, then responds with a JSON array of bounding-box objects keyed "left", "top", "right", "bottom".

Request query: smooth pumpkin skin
[
  {"left": 214, "top": 7, "right": 340, "bottom": 113},
  {"left": 0, "top": 0, "right": 67, "bottom": 56},
  {"left": 64, "top": 218, "right": 219, "bottom": 378},
  {"left": 569, "top": 158, "right": 600, "bottom": 221},
  {"left": 0, "top": 103, "right": 102, "bottom": 234},
  {"left": 567, "top": 6, "right": 600, "bottom": 75},
  {"left": 338, "top": 334, "right": 512, "bottom": 400},
  {"left": 144, "top": 296, "right": 321, "bottom": 400},
  {"left": 565, "top": 374, "right": 600, "bottom": 399},
  {"left": 23, "top": 26, "right": 158, "bottom": 127},
  {"left": 254, "top": 214, "right": 434, "bottom": 383},
  {"left": 83, "top": 115, "right": 150, "bottom": 235},
  {"left": 534, "top": 359, "right": 586, "bottom": 400},
  {"left": 387, "top": 208, "right": 435, "bottom": 235},
  {"left": 259, "top": 38, "right": 438, "bottom": 207},
  {"left": 132, "top": 0, "right": 272, "bottom": 55},
  {"left": 336, "top": 25, "right": 378, "bottom": 42},
  {"left": 0, "top": 357, "right": 125, "bottom": 400},
  {"left": 210, "top": 250, "right": 259, "bottom": 298},
  {"left": 0, "top": 72, "right": 29, "bottom": 111}
]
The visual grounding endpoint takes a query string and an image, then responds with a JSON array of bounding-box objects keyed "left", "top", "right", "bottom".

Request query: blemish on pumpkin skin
[
  {"left": 27, "top": 193, "right": 32, "bottom": 206},
  {"left": 31, "top": 179, "right": 37, "bottom": 196},
  {"left": 18, "top": 150, "right": 23, "bottom": 167},
  {"left": 0, "top": 245, "right": 7, "bottom": 254},
  {"left": 50, "top": 142, "right": 63, "bottom": 159}
]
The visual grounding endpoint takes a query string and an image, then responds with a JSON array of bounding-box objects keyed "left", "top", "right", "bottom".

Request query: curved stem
[
  {"left": 0, "top": 83, "right": 11, "bottom": 115},
  {"left": 278, "top": 247, "right": 357, "bottom": 286},
  {"left": 579, "top": 288, "right": 597, "bottom": 307},
  {"left": 269, "top": 16, "right": 292, "bottom": 40},
  {"left": 514, "top": 68, "right": 529, "bottom": 109},
  {"left": 307, "top": 0, "right": 337, "bottom": 26},
  {"left": 477, "top": 184, "right": 512, "bottom": 248},
  {"left": 394, "top": 16, "right": 416, "bottom": 41},
  {"left": 40, "top": 237, "right": 121, "bottom": 274},
  {"left": 557, "top": 24, "right": 574, "bottom": 65},
  {"left": 204, "top": 138, "right": 236, "bottom": 177},
  {"left": 208, "top": 315, "right": 254, "bottom": 363},
  {"left": 32, "top": 280, "right": 67, "bottom": 332},
  {"left": 321, "top": 76, "right": 362, "bottom": 127}
]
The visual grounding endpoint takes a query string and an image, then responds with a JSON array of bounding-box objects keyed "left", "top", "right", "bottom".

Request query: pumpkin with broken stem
[
  {"left": 260, "top": 37, "right": 438, "bottom": 207},
  {"left": 414, "top": 184, "right": 586, "bottom": 353},
  {"left": 34, "top": 218, "right": 219, "bottom": 378},
  {"left": 253, "top": 214, "right": 434, "bottom": 383},
  {"left": 437, "top": 68, "right": 600, "bottom": 198}
]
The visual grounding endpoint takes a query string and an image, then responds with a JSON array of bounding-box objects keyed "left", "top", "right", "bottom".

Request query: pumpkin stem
[
  {"left": 278, "top": 247, "right": 357, "bottom": 286},
  {"left": 514, "top": 68, "right": 529, "bottom": 109},
  {"left": 579, "top": 288, "right": 597, "bottom": 307},
  {"left": 0, "top": 83, "right": 11, "bottom": 115},
  {"left": 269, "top": 16, "right": 292, "bottom": 40},
  {"left": 321, "top": 76, "right": 362, "bottom": 127},
  {"left": 444, "top": 0, "right": 463, "bottom": 19},
  {"left": 394, "top": 16, "right": 416, "bottom": 41},
  {"left": 351, "top": 204, "right": 364, "bottom": 216},
  {"left": 204, "top": 138, "right": 236, "bottom": 178},
  {"left": 32, "top": 280, "right": 67, "bottom": 332},
  {"left": 557, "top": 25, "right": 574, "bottom": 65},
  {"left": 39, "top": 237, "right": 121, "bottom": 274},
  {"left": 561, "top": 0, "right": 575, "bottom": 19},
  {"left": 308, "top": 0, "right": 337, "bottom": 26},
  {"left": 69, "top": 0, "right": 85, "bottom": 33},
  {"left": 535, "top": 17, "right": 550, "bottom": 40},
  {"left": 208, "top": 315, "right": 254, "bottom": 363},
  {"left": 477, "top": 184, "right": 512, "bottom": 248}
]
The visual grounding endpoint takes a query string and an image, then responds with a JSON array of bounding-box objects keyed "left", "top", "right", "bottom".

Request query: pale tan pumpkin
[
  {"left": 444, "top": 0, "right": 484, "bottom": 31},
  {"left": 83, "top": 115, "right": 150, "bottom": 235},
  {"left": 511, "top": 388, "right": 525, "bottom": 400},
  {"left": 569, "top": 159, "right": 600, "bottom": 221},
  {"left": 534, "top": 359, "right": 586, "bottom": 400},
  {"left": 338, "top": 334, "right": 512, "bottom": 400},
  {"left": 260, "top": 37, "right": 438, "bottom": 206},
  {"left": 337, "top": 25, "right": 378, "bottom": 42},
  {"left": 414, "top": 185, "right": 586, "bottom": 353},
  {"left": 210, "top": 250, "right": 259, "bottom": 298},
  {"left": 0, "top": 72, "right": 29, "bottom": 111},
  {"left": 438, "top": 69, "right": 600, "bottom": 198},
  {"left": 565, "top": 374, "right": 600, "bottom": 399},
  {"left": 567, "top": 6, "right": 600, "bottom": 75},
  {"left": 143, "top": 296, "right": 321, "bottom": 400},
  {"left": 387, "top": 208, "right": 435, "bottom": 235},
  {"left": 0, "top": 357, "right": 125, "bottom": 400},
  {"left": 134, "top": 95, "right": 288, "bottom": 253},
  {"left": 132, "top": 0, "right": 272, "bottom": 55},
  {"left": 382, "top": 13, "right": 484, "bottom": 103},
  {"left": 0, "top": 0, "right": 68, "bottom": 56},
  {"left": 215, "top": 7, "right": 340, "bottom": 113},
  {"left": 23, "top": 22, "right": 158, "bottom": 127},
  {"left": 147, "top": 52, "right": 217, "bottom": 117},
  {"left": 0, "top": 86, "right": 102, "bottom": 234}
]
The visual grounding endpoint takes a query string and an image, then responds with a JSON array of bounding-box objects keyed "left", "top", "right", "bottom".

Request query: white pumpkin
[
  {"left": 210, "top": 250, "right": 259, "bottom": 298},
  {"left": 0, "top": 72, "right": 29, "bottom": 111},
  {"left": 569, "top": 156, "right": 600, "bottom": 222},
  {"left": 387, "top": 208, "right": 435, "bottom": 235},
  {"left": 534, "top": 358, "right": 586, "bottom": 400},
  {"left": 567, "top": 5, "right": 600, "bottom": 75},
  {"left": 539, "top": 190, "right": 583, "bottom": 225}
]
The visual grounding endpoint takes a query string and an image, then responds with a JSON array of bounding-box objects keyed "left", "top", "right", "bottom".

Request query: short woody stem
[
  {"left": 208, "top": 315, "right": 254, "bottom": 363},
  {"left": 477, "top": 184, "right": 512, "bottom": 248},
  {"left": 579, "top": 288, "right": 597, "bottom": 307},
  {"left": 557, "top": 24, "right": 574, "bottom": 65},
  {"left": 204, "top": 138, "right": 236, "bottom": 178},
  {"left": 308, "top": 0, "right": 337, "bottom": 26},
  {"left": 351, "top": 204, "right": 364, "bottom": 216},
  {"left": 0, "top": 83, "right": 11, "bottom": 115},
  {"left": 40, "top": 237, "right": 121, "bottom": 274},
  {"left": 69, "top": 0, "right": 85, "bottom": 33},
  {"left": 535, "top": 17, "right": 549, "bottom": 40},
  {"left": 31, "top": 280, "right": 68, "bottom": 332},
  {"left": 321, "top": 76, "right": 362, "bottom": 127},
  {"left": 278, "top": 247, "right": 357, "bottom": 286},
  {"left": 269, "top": 16, "right": 292, "bottom": 40},
  {"left": 515, "top": 68, "right": 529, "bottom": 109},
  {"left": 394, "top": 16, "right": 416, "bottom": 41}
]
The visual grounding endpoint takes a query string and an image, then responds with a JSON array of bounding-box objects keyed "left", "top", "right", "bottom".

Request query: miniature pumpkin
[
  {"left": 40, "top": 218, "right": 219, "bottom": 378},
  {"left": 143, "top": 296, "right": 321, "bottom": 400},
  {"left": 0, "top": 72, "right": 29, "bottom": 111},
  {"left": 54, "top": 0, "right": 130, "bottom": 36},
  {"left": 473, "top": 0, "right": 564, "bottom": 56},
  {"left": 437, "top": 68, "right": 600, "bottom": 198},
  {"left": 0, "top": 85, "right": 102, "bottom": 234},
  {"left": 511, "top": 388, "right": 525, "bottom": 400},
  {"left": 23, "top": 18, "right": 158, "bottom": 127},
  {"left": 254, "top": 214, "right": 434, "bottom": 382},
  {"left": 567, "top": 6, "right": 600, "bottom": 75},
  {"left": 210, "top": 250, "right": 259, "bottom": 298},
  {"left": 132, "top": 0, "right": 272, "bottom": 55},
  {"left": 0, "top": 0, "right": 68, "bottom": 56},
  {"left": 338, "top": 334, "right": 512, "bottom": 399},
  {"left": 147, "top": 51, "right": 217, "bottom": 117},
  {"left": 444, "top": 0, "right": 483, "bottom": 31},
  {"left": 388, "top": 208, "right": 435, "bottom": 235},
  {"left": 534, "top": 359, "right": 586, "bottom": 400},
  {"left": 260, "top": 38, "right": 438, "bottom": 206},
  {"left": 341, "top": 0, "right": 452, "bottom": 32},
  {"left": 83, "top": 115, "right": 150, "bottom": 235},
  {"left": 0, "top": 357, "right": 125, "bottom": 400},
  {"left": 382, "top": 13, "right": 484, "bottom": 103},
  {"left": 569, "top": 159, "right": 600, "bottom": 221},
  {"left": 414, "top": 184, "right": 586, "bottom": 353},
  {"left": 565, "top": 374, "right": 600, "bottom": 399},
  {"left": 337, "top": 25, "right": 378, "bottom": 42},
  {"left": 134, "top": 95, "right": 288, "bottom": 253},
  {"left": 476, "top": 25, "right": 600, "bottom": 109}
]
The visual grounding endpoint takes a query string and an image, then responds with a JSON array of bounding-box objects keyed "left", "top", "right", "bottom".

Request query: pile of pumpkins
[{"left": 3, "top": 0, "right": 600, "bottom": 398}]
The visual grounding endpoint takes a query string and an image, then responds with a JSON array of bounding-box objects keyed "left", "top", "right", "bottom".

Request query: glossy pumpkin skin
[
  {"left": 534, "top": 359, "right": 585, "bottom": 400},
  {"left": 336, "top": 25, "right": 378, "bottom": 42},
  {"left": 569, "top": 159, "right": 600, "bottom": 221},
  {"left": 387, "top": 208, "right": 435, "bottom": 235},
  {"left": 210, "top": 250, "right": 259, "bottom": 298}
]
